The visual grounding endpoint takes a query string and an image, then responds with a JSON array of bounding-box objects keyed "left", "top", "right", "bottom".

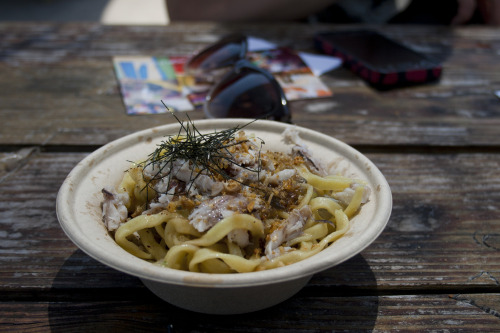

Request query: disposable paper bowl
[{"left": 56, "top": 119, "right": 392, "bottom": 314}]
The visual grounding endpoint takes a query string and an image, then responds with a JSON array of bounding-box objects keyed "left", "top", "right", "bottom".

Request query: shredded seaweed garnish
[{"left": 137, "top": 104, "right": 264, "bottom": 197}]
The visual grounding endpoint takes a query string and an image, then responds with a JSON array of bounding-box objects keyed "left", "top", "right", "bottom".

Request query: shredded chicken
[
  {"left": 265, "top": 205, "right": 312, "bottom": 258},
  {"left": 189, "top": 194, "right": 251, "bottom": 232},
  {"left": 227, "top": 229, "right": 250, "bottom": 248},
  {"left": 282, "top": 127, "right": 328, "bottom": 176},
  {"left": 267, "top": 168, "right": 296, "bottom": 185},
  {"left": 101, "top": 188, "right": 128, "bottom": 231},
  {"left": 334, "top": 182, "right": 371, "bottom": 206}
]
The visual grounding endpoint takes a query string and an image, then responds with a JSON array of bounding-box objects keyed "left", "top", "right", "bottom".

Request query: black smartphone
[{"left": 314, "top": 30, "right": 442, "bottom": 89}]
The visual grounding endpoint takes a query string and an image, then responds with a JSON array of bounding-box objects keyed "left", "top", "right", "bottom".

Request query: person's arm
[
  {"left": 167, "top": 0, "right": 337, "bottom": 21},
  {"left": 451, "top": 0, "right": 476, "bottom": 24},
  {"left": 451, "top": 0, "right": 500, "bottom": 25},
  {"left": 477, "top": 0, "right": 500, "bottom": 25}
]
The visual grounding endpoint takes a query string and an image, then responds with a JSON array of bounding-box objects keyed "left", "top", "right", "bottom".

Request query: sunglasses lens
[
  {"left": 185, "top": 34, "right": 247, "bottom": 79},
  {"left": 204, "top": 66, "right": 290, "bottom": 122}
]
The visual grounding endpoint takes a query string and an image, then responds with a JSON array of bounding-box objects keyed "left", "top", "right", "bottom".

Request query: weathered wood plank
[
  {"left": 0, "top": 294, "right": 499, "bottom": 332},
  {"left": 0, "top": 23, "right": 499, "bottom": 147},
  {"left": 2, "top": 21, "right": 500, "bottom": 332},
  {"left": 0, "top": 151, "right": 499, "bottom": 292},
  {"left": 315, "top": 153, "right": 500, "bottom": 291}
]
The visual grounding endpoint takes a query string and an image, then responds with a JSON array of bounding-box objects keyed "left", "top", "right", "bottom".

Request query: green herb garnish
[{"left": 138, "top": 103, "right": 264, "bottom": 196}]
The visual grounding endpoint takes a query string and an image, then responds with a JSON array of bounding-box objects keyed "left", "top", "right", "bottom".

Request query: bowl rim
[{"left": 56, "top": 118, "right": 392, "bottom": 288}]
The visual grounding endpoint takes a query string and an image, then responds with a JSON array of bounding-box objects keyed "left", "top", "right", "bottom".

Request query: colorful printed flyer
[
  {"left": 113, "top": 56, "right": 192, "bottom": 115},
  {"left": 248, "top": 48, "right": 332, "bottom": 100},
  {"left": 113, "top": 48, "right": 332, "bottom": 115}
]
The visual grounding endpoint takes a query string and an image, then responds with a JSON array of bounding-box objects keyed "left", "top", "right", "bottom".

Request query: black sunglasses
[{"left": 184, "top": 34, "right": 291, "bottom": 123}]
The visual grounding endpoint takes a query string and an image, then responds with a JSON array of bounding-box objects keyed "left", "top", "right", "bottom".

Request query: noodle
[{"left": 101, "top": 125, "right": 370, "bottom": 273}]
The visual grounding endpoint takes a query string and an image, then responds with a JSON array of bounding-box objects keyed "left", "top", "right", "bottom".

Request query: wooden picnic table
[{"left": 1, "top": 21, "right": 499, "bottom": 332}]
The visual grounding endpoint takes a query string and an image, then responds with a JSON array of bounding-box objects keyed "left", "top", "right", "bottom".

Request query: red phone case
[{"left": 315, "top": 30, "right": 442, "bottom": 89}]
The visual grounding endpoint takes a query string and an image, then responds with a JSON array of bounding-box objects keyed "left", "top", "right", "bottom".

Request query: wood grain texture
[
  {"left": 1, "top": 22, "right": 500, "bottom": 332},
  {"left": 0, "top": 23, "right": 499, "bottom": 147},
  {"left": 0, "top": 152, "right": 498, "bottom": 293},
  {"left": 1, "top": 294, "right": 499, "bottom": 332}
]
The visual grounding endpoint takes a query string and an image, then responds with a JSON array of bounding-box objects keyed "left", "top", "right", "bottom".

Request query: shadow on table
[{"left": 49, "top": 250, "right": 378, "bottom": 332}]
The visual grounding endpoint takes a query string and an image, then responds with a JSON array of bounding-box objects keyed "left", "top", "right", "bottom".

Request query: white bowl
[{"left": 56, "top": 119, "right": 392, "bottom": 314}]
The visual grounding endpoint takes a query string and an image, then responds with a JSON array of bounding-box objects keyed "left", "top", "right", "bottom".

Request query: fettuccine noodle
[{"left": 101, "top": 124, "right": 370, "bottom": 273}]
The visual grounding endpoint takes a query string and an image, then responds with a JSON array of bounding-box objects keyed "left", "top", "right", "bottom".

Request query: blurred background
[
  {"left": 0, "top": 0, "right": 170, "bottom": 25},
  {"left": 0, "top": 0, "right": 496, "bottom": 26}
]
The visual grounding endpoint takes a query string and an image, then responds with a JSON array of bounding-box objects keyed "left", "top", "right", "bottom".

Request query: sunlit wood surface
[{"left": 1, "top": 22, "right": 499, "bottom": 332}]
